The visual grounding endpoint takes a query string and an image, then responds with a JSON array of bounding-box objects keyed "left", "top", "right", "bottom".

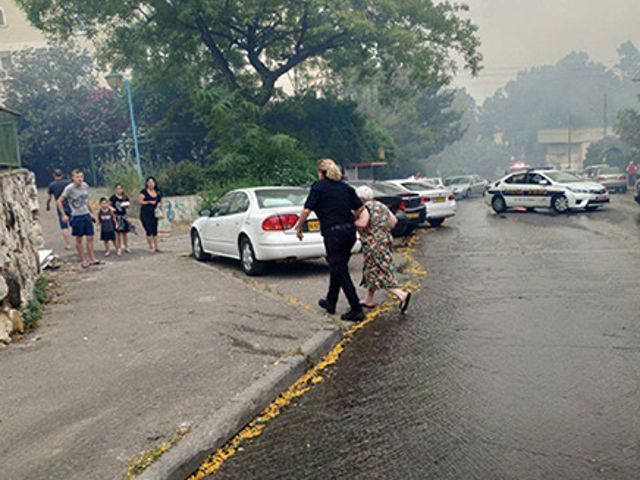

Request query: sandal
[
  {"left": 400, "top": 292, "right": 412, "bottom": 314},
  {"left": 360, "top": 302, "right": 378, "bottom": 309},
  {"left": 91, "top": 259, "right": 105, "bottom": 265}
]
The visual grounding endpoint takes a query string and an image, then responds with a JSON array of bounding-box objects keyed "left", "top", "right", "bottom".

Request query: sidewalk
[{"left": 0, "top": 192, "right": 340, "bottom": 479}]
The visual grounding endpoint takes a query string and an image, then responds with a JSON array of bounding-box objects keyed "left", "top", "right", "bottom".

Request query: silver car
[
  {"left": 583, "top": 165, "right": 627, "bottom": 193},
  {"left": 444, "top": 175, "right": 488, "bottom": 199}
]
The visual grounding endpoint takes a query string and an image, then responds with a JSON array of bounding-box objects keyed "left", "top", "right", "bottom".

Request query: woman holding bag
[
  {"left": 139, "top": 176, "right": 163, "bottom": 253},
  {"left": 355, "top": 185, "right": 411, "bottom": 314}
]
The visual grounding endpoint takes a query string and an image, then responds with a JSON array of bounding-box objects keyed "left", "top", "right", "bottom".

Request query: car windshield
[
  {"left": 402, "top": 181, "right": 436, "bottom": 191},
  {"left": 350, "top": 181, "right": 406, "bottom": 196},
  {"left": 445, "top": 177, "right": 471, "bottom": 185},
  {"left": 255, "top": 188, "right": 308, "bottom": 208},
  {"left": 545, "top": 171, "right": 581, "bottom": 183},
  {"left": 600, "top": 167, "right": 621, "bottom": 175}
]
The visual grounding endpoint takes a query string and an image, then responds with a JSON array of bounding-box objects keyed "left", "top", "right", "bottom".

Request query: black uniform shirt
[{"left": 304, "top": 179, "right": 363, "bottom": 234}]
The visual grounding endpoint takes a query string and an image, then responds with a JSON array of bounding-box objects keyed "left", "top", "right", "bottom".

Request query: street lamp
[{"left": 105, "top": 71, "right": 143, "bottom": 182}]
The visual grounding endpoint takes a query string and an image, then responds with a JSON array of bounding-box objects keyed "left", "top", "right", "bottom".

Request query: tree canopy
[{"left": 19, "top": 0, "right": 481, "bottom": 106}]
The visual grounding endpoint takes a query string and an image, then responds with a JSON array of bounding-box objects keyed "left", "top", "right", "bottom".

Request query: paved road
[{"left": 208, "top": 195, "right": 640, "bottom": 479}]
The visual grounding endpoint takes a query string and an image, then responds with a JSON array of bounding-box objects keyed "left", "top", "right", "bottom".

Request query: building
[
  {"left": 0, "top": 1, "right": 47, "bottom": 75},
  {"left": 538, "top": 127, "right": 615, "bottom": 171}
]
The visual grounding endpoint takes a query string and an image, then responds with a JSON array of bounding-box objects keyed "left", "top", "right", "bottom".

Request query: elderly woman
[{"left": 355, "top": 185, "right": 411, "bottom": 313}]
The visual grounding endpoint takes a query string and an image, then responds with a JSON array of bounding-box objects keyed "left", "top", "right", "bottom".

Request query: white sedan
[
  {"left": 485, "top": 169, "right": 609, "bottom": 214},
  {"left": 191, "top": 187, "right": 354, "bottom": 276},
  {"left": 386, "top": 179, "right": 456, "bottom": 227}
]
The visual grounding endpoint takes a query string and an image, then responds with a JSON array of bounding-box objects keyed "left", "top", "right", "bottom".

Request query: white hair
[{"left": 356, "top": 185, "right": 374, "bottom": 202}]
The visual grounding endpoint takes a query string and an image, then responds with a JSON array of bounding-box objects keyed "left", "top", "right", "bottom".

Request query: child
[
  {"left": 98, "top": 197, "right": 117, "bottom": 256},
  {"left": 110, "top": 184, "right": 131, "bottom": 256}
]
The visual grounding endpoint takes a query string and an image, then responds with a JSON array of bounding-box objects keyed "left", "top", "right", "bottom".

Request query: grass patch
[
  {"left": 22, "top": 274, "right": 52, "bottom": 330},
  {"left": 124, "top": 425, "right": 191, "bottom": 479}
]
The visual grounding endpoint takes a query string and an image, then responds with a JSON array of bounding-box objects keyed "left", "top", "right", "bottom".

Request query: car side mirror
[{"left": 200, "top": 208, "right": 212, "bottom": 217}]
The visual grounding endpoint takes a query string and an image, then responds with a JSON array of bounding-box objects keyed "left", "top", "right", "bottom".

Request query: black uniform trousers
[{"left": 323, "top": 224, "right": 361, "bottom": 312}]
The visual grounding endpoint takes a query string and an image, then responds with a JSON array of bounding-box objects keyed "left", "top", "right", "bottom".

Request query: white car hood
[{"left": 558, "top": 181, "right": 604, "bottom": 190}]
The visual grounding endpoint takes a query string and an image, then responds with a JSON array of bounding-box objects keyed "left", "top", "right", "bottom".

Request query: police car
[{"left": 485, "top": 169, "right": 609, "bottom": 214}]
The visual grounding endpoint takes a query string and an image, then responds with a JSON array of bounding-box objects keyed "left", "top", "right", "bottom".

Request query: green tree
[
  {"left": 481, "top": 49, "right": 638, "bottom": 163},
  {"left": 584, "top": 137, "right": 634, "bottom": 170},
  {"left": 2, "top": 44, "right": 125, "bottom": 182},
  {"left": 263, "top": 94, "right": 396, "bottom": 169},
  {"left": 19, "top": 0, "right": 481, "bottom": 107}
]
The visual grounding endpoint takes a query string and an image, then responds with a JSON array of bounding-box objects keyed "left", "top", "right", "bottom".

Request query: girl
[
  {"left": 110, "top": 184, "right": 131, "bottom": 256},
  {"left": 139, "top": 176, "right": 162, "bottom": 253}
]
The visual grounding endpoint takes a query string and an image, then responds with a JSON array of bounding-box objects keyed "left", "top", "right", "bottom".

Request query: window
[
  {"left": 0, "top": 9, "right": 6, "bottom": 28},
  {"left": 228, "top": 192, "right": 250, "bottom": 215},
  {"left": 0, "top": 52, "right": 11, "bottom": 70},
  {"left": 213, "top": 192, "right": 236, "bottom": 217},
  {"left": 256, "top": 188, "right": 308, "bottom": 209},
  {"left": 527, "top": 173, "right": 548, "bottom": 185},
  {"left": 505, "top": 173, "right": 527, "bottom": 184}
]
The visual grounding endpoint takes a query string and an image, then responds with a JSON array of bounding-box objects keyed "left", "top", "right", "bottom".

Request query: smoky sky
[{"left": 455, "top": 0, "right": 640, "bottom": 101}]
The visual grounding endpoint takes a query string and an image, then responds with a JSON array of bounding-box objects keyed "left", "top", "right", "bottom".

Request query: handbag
[{"left": 154, "top": 205, "right": 165, "bottom": 219}]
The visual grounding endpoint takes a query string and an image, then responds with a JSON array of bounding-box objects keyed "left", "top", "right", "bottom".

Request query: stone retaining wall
[{"left": 0, "top": 168, "right": 43, "bottom": 342}]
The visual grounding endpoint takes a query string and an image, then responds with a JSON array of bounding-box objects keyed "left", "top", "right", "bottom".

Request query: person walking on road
[
  {"left": 46, "top": 169, "right": 72, "bottom": 250},
  {"left": 139, "top": 176, "right": 162, "bottom": 253},
  {"left": 626, "top": 161, "right": 637, "bottom": 188},
  {"left": 110, "top": 184, "right": 132, "bottom": 255},
  {"left": 97, "top": 197, "right": 117, "bottom": 256},
  {"left": 355, "top": 186, "right": 411, "bottom": 314},
  {"left": 58, "top": 169, "right": 102, "bottom": 268},
  {"left": 297, "top": 159, "right": 365, "bottom": 322}
]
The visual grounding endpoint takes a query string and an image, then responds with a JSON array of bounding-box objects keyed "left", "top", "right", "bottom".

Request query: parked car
[
  {"left": 190, "top": 187, "right": 359, "bottom": 276},
  {"left": 583, "top": 164, "right": 627, "bottom": 193},
  {"left": 386, "top": 179, "right": 456, "bottom": 227},
  {"left": 485, "top": 169, "right": 609, "bottom": 214},
  {"left": 349, "top": 180, "right": 426, "bottom": 237},
  {"left": 635, "top": 179, "right": 640, "bottom": 204},
  {"left": 444, "top": 175, "right": 488, "bottom": 198},
  {"left": 422, "top": 177, "right": 446, "bottom": 189}
]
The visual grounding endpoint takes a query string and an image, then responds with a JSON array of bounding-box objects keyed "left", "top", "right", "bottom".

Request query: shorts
[
  {"left": 71, "top": 214, "right": 95, "bottom": 237},
  {"left": 101, "top": 229, "right": 116, "bottom": 242},
  {"left": 57, "top": 205, "right": 72, "bottom": 230}
]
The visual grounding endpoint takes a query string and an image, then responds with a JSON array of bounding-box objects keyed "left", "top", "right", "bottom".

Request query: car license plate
[
  {"left": 434, "top": 197, "right": 445, "bottom": 203},
  {"left": 596, "top": 195, "right": 607, "bottom": 202},
  {"left": 406, "top": 212, "right": 419, "bottom": 219},
  {"left": 307, "top": 220, "right": 320, "bottom": 232}
]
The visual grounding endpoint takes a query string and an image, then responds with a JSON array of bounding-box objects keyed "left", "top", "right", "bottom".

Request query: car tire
[
  {"left": 239, "top": 236, "right": 267, "bottom": 276},
  {"left": 491, "top": 195, "right": 507, "bottom": 214},
  {"left": 551, "top": 194, "right": 570, "bottom": 214},
  {"left": 427, "top": 218, "right": 445, "bottom": 227},
  {"left": 191, "top": 230, "right": 210, "bottom": 261}
]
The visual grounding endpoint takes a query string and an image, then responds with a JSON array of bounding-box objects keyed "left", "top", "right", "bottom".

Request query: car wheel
[
  {"left": 491, "top": 195, "right": 507, "bottom": 214},
  {"left": 427, "top": 218, "right": 445, "bottom": 227},
  {"left": 191, "top": 230, "right": 210, "bottom": 261},
  {"left": 239, "top": 236, "right": 267, "bottom": 276},
  {"left": 551, "top": 194, "right": 570, "bottom": 214}
]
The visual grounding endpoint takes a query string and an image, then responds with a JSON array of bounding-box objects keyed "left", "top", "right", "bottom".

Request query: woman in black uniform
[
  {"left": 297, "top": 159, "right": 365, "bottom": 322},
  {"left": 138, "top": 176, "right": 162, "bottom": 253}
]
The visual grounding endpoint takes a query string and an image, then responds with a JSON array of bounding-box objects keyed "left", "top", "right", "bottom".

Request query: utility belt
[{"left": 324, "top": 223, "right": 355, "bottom": 233}]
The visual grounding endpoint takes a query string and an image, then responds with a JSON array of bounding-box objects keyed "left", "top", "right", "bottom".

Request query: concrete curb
[{"left": 137, "top": 325, "right": 343, "bottom": 480}]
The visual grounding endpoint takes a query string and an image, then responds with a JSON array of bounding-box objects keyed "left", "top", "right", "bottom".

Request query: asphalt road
[{"left": 206, "top": 194, "right": 640, "bottom": 480}]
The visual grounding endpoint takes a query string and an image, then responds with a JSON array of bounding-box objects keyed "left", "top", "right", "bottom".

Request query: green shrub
[
  {"left": 102, "top": 160, "right": 141, "bottom": 197},
  {"left": 156, "top": 160, "right": 206, "bottom": 196},
  {"left": 22, "top": 274, "right": 51, "bottom": 330}
]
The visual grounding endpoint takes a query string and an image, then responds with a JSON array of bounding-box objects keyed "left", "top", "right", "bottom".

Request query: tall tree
[
  {"left": 19, "top": 0, "right": 481, "bottom": 107},
  {"left": 2, "top": 45, "right": 125, "bottom": 182}
]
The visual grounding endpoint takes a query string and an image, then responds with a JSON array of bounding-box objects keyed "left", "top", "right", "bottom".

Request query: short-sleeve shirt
[
  {"left": 98, "top": 209, "right": 115, "bottom": 233},
  {"left": 48, "top": 178, "right": 71, "bottom": 200},
  {"left": 304, "top": 179, "right": 363, "bottom": 234},
  {"left": 61, "top": 182, "right": 90, "bottom": 217},
  {"left": 110, "top": 194, "right": 130, "bottom": 216}
]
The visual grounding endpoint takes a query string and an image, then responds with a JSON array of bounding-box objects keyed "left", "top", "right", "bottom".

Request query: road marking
[{"left": 187, "top": 233, "right": 429, "bottom": 479}]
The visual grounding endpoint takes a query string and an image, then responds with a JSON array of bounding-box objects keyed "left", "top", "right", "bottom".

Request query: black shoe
[
  {"left": 318, "top": 298, "right": 336, "bottom": 315},
  {"left": 341, "top": 310, "right": 365, "bottom": 322}
]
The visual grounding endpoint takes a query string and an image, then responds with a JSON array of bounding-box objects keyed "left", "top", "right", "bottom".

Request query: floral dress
[{"left": 360, "top": 200, "right": 398, "bottom": 291}]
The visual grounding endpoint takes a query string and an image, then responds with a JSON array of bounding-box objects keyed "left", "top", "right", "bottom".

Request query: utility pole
[
  {"left": 567, "top": 114, "right": 573, "bottom": 170},
  {"left": 603, "top": 93, "right": 608, "bottom": 140}
]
